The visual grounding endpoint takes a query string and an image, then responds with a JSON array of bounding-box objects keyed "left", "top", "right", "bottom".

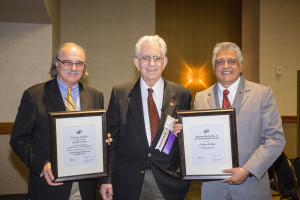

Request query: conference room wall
[
  {"left": 260, "top": 0, "right": 300, "bottom": 117},
  {"left": 0, "top": 22, "right": 52, "bottom": 194},
  {"left": 60, "top": 0, "right": 155, "bottom": 108},
  {"left": 260, "top": 0, "right": 300, "bottom": 158}
]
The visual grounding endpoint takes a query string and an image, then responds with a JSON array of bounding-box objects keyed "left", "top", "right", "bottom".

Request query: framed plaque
[
  {"left": 49, "top": 109, "right": 108, "bottom": 182},
  {"left": 177, "top": 108, "right": 238, "bottom": 180}
]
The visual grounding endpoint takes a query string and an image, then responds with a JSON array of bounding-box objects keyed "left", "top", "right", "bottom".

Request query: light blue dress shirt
[{"left": 57, "top": 77, "right": 81, "bottom": 111}]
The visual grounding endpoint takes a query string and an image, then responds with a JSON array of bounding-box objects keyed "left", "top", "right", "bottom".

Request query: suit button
[
  {"left": 141, "top": 171, "right": 145, "bottom": 174},
  {"left": 148, "top": 153, "right": 152, "bottom": 157}
]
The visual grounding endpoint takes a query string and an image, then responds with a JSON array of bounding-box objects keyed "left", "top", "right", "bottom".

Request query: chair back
[
  {"left": 294, "top": 157, "right": 300, "bottom": 188},
  {"left": 272, "top": 152, "right": 300, "bottom": 200}
]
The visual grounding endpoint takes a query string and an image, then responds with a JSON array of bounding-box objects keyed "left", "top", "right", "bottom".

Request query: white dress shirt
[
  {"left": 217, "top": 77, "right": 240, "bottom": 107},
  {"left": 140, "top": 78, "right": 164, "bottom": 146}
]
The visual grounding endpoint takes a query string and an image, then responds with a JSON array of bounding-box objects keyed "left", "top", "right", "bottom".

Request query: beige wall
[
  {"left": 260, "top": 0, "right": 300, "bottom": 158},
  {"left": 260, "top": 0, "right": 300, "bottom": 116},
  {"left": 0, "top": 22, "right": 52, "bottom": 122},
  {"left": 60, "top": 0, "right": 155, "bottom": 108},
  {"left": 283, "top": 123, "right": 298, "bottom": 158},
  {"left": 0, "top": 22, "right": 52, "bottom": 194},
  {"left": 44, "top": 0, "right": 60, "bottom": 54}
]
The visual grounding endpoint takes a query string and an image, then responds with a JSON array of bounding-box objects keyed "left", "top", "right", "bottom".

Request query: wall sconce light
[{"left": 182, "top": 60, "right": 208, "bottom": 89}]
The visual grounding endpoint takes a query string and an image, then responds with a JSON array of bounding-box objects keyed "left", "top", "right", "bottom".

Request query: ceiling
[{"left": 0, "top": 0, "right": 51, "bottom": 24}]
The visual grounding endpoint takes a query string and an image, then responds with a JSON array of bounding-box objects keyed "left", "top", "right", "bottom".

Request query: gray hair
[
  {"left": 135, "top": 35, "right": 167, "bottom": 58},
  {"left": 49, "top": 42, "right": 88, "bottom": 78},
  {"left": 212, "top": 42, "right": 243, "bottom": 68}
]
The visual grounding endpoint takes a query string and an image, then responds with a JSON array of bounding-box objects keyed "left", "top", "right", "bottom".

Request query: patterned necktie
[
  {"left": 148, "top": 88, "right": 160, "bottom": 145},
  {"left": 65, "top": 87, "right": 80, "bottom": 197},
  {"left": 222, "top": 89, "right": 231, "bottom": 108},
  {"left": 65, "top": 87, "right": 76, "bottom": 111}
]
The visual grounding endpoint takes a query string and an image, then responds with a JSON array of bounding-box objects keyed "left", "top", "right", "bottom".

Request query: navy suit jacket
[{"left": 106, "top": 78, "right": 191, "bottom": 200}]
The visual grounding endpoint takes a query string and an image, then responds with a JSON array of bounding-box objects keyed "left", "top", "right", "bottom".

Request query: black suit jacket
[
  {"left": 10, "top": 78, "right": 104, "bottom": 200},
  {"left": 106, "top": 78, "right": 191, "bottom": 200}
]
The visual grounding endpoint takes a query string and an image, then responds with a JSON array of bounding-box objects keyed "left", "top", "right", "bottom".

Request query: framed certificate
[
  {"left": 49, "top": 109, "right": 108, "bottom": 182},
  {"left": 176, "top": 108, "right": 238, "bottom": 180}
]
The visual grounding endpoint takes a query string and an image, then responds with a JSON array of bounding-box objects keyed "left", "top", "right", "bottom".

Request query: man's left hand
[
  {"left": 106, "top": 133, "right": 113, "bottom": 146},
  {"left": 221, "top": 168, "right": 250, "bottom": 185}
]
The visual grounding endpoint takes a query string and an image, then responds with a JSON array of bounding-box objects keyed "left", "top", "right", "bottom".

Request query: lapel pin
[{"left": 170, "top": 102, "right": 174, "bottom": 106}]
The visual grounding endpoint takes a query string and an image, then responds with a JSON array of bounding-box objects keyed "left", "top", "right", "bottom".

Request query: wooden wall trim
[
  {"left": 0, "top": 122, "right": 14, "bottom": 134},
  {"left": 281, "top": 116, "right": 297, "bottom": 123},
  {"left": 0, "top": 116, "right": 297, "bottom": 134}
]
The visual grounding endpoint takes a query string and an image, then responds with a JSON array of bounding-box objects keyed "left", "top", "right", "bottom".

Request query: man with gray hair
[
  {"left": 100, "top": 35, "right": 191, "bottom": 200},
  {"left": 10, "top": 43, "right": 105, "bottom": 200},
  {"left": 173, "top": 42, "right": 285, "bottom": 199}
]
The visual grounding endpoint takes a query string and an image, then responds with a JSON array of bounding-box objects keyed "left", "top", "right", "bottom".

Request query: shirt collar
[
  {"left": 140, "top": 77, "right": 163, "bottom": 98},
  {"left": 217, "top": 77, "right": 240, "bottom": 95},
  {"left": 57, "top": 77, "right": 79, "bottom": 91}
]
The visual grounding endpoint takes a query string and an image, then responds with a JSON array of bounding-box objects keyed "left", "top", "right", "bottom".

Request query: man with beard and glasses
[{"left": 10, "top": 43, "right": 111, "bottom": 200}]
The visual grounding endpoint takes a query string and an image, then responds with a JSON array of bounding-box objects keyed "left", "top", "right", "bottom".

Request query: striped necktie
[
  {"left": 65, "top": 87, "right": 76, "bottom": 111},
  {"left": 65, "top": 87, "right": 80, "bottom": 198}
]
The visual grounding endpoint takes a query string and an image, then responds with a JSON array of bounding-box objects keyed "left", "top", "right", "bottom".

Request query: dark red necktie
[
  {"left": 222, "top": 89, "right": 231, "bottom": 108},
  {"left": 148, "top": 88, "right": 160, "bottom": 145}
]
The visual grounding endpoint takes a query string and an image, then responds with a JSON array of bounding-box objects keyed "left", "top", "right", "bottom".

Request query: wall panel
[{"left": 156, "top": 0, "right": 242, "bottom": 101}]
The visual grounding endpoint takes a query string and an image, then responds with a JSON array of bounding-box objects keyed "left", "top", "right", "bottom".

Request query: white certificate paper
[
  {"left": 56, "top": 116, "right": 103, "bottom": 177},
  {"left": 182, "top": 115, "right": 233, "bottom": 176},
  {"left": 63, "top": 125, "right": 96, "bottom": 167},
  {"left": 190, "top": 124, "right": 225, "bottom": 166}
]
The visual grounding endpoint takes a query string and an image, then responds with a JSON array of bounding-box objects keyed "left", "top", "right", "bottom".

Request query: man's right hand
[
  {"left": 43, "top": 162, "right": 63, "bottom": 186},
  {"left": 100, "top": 184, "right": 113, "bottom": 200}
]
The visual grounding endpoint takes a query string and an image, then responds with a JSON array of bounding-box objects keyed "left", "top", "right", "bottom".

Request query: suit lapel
[
  {"left": 151, "top": 80, "right": 176, "bottom": 148},
  {"left": 79, "top": 82, "right": 89, "bottom": 110},
  {"left": 232, "top": 76, "right": 248, "bottom": 111},
  {"left": 128, "top": 79, "right": 148, "bottom": 147},
  {"left": 45, "top": 79, "right": 66, "bottom": 111},
  {"left": 207, "top": 84, "right": 218, "bottom": 109}
]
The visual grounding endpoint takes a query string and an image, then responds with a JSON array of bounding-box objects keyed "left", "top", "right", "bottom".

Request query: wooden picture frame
[
  {"left": 177, "top": 108, "right": 239, "bottom": 180},
  {"left": 49, "top": 109, "right": 108, "bottom": 182}
]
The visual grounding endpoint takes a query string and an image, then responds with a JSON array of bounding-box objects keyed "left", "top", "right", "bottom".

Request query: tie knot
[
  {"left": 223, "top": 89, "right": 229, "bottom": 96},
  {"left": 67, "top": 87, "right": 72, "bottom": 93},
  {"left": 148, "top": 88, "right": 154, "bottom": 95}
]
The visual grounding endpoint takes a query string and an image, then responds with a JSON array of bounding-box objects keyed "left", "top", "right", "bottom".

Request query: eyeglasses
[
  {"left": 215, "top": 58, "right": 237, "bottom": 67},
  {"left": 57, "top": 58, "right": 85, "bottom": 68},
  {"left": 138, "top": 56, "right": 163, "bottom": 64}
]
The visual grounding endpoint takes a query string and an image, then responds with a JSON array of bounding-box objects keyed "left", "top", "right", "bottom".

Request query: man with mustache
[
  {"left": 10, "top": 43, "right": 108, "bottom": 200},
  {"left": 173, "top": 42, "right": 285, "bottom": 200}
]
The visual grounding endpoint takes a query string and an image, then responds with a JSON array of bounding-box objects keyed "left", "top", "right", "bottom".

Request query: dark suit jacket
[
  {"left": 10, "top": 78, "right": 104, "bottom": 200},
  {"left": 106, "top": 78, "right": 191, "bottom": 200}
]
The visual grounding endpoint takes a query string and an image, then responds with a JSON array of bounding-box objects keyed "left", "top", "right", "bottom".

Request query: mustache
[{"left": 65, "top": 69, "right": 80, "bottom": 75}]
